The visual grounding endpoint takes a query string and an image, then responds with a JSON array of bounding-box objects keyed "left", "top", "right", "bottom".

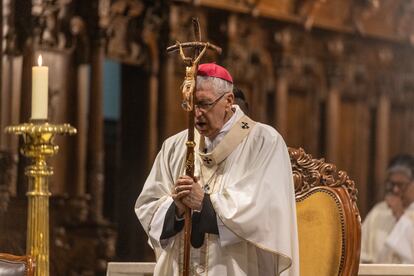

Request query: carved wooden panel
[
  {"left": 105, "top": 0, "right": 149, "bottom": 65},
  {"left": 337, "top": 99, "right": 372, "bottom": 216},
  {"left": 198, "top": 0, "right": 257, "bottom": 14},
  {"left": 299, "top": 0, "right": 351, "bottom": 29},
  {"left": 257, "top": 0, "right": 294, "bottom": 16},
  {"left": 356, "top": 1, "right": 400, "bottom": 37},
  {"left": 225, "top": 15, "right": 274, "bottom": 123},
  {"left": 286, "top": 88, "right": 321, "bottom": 156},
  {"left": 389, "top": 105, "right": 414, "bottom": 157}
]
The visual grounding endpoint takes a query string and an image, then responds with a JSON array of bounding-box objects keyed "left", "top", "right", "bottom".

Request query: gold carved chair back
[{"left": 289, "top": 148, "right": 361, "bottom": 276}]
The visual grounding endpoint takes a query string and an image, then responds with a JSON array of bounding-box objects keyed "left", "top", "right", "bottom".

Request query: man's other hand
[
  {"left": 386, "top": 193, "right": 404, "bottom": 220},
  {"left": 174, "top": 175, "right": 205, "bottom": 211}
]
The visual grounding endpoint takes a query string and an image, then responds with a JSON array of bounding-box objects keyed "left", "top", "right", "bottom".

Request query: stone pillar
[{"left": 88, "top": 41, "right": 105, "bottom": 222}]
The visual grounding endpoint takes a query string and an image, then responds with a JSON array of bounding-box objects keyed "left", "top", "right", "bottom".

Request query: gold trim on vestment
[{"left": 198, "top": 116, "right": 256, "bottom": 168}]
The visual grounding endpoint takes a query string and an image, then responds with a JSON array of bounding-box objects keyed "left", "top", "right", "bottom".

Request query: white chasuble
[
  {"left": 362, "top": 201, "right": 414, "bottom": 264},
  {"left": 135, "top": 107, "right": 299, "bottom": 276}
]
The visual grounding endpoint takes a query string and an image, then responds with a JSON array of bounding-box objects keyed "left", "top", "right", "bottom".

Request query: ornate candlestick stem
[{"left": 5, "top": 122, "right": 77, "bottom": 276}]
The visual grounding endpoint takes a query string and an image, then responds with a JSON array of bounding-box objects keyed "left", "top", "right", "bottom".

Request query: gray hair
[
  {"left": 387, "top": 154, "right": 414, "bottom": 179},
  {"left": 196, "top": 76, "right": 233, "bottom": 97}
]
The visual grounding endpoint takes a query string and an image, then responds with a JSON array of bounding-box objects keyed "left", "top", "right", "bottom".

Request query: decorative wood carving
[
  {"left": 32, "top": 0, "right": 85, "bottom": 52},
  {"left": 289, "top": 147, "right": 358, "bottom": 205},
  {"left": 349, "top": 0, "right": 380, "bottom": 34},
  {"left": 48, "top": 195, "right": 116, "bottom": 275},
  {"left": 0, "top": 151, "right": 14, "bottom": 213},
  {"left": 326, "top": 36, "right": 345, "bottom": 89},
  {"left": 297, "top": 0, "right": 328, "bottom": 30},
  {"left": 3, "top": 0, "right": 19, "bottom": 55},
  {"left": 232, "top": 0, "right": 261, "bottom": 14},
  {"left": 105, "top": 0, "right": 148, "bottom": 65},
  {"left": 226, "top": 15, "right": 274, "bottom": 122},
  {"left": 395, "top": 1, "right": 414, "bottom": 43}
]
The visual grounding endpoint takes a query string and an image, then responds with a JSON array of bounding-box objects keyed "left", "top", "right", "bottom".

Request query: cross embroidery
[
  {"left": 203, "top": 157, "right": 213, "bottom": 165},
  {"left": 241, "top": 121, "right": 249, "bottom": 129}
]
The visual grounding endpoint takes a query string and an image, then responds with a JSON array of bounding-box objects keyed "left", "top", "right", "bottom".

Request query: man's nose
[
  {"left": 194, "top": 107, "right": 203, "bottom": 117},
  {"left": 392, "top": 185, "right": 401, "bottom": 195}
]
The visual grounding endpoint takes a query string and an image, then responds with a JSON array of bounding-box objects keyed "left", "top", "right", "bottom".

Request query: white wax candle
[{"left": 31, "top": 55, "right": 49, "bottom": 120}]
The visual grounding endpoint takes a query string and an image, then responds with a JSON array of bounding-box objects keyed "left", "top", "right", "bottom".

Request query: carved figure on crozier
[{"left": 178, "top": 41, "right": 208, "bottom": 111}]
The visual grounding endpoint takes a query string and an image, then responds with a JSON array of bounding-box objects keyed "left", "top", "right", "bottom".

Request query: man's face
[
  {"left": 194, "top": 87, "right": 234, "bottom": 139},
  {"left": 387, "top": 171, "right": 414, "bottom": 207}
]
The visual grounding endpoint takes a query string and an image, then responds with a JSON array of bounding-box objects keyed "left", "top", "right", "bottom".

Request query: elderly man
[
  {"left": 362, "top": 154, "right": 414, "bottom": 263},
  {"left": 135, "top": 63, "right": 299, "bottom": 275}
]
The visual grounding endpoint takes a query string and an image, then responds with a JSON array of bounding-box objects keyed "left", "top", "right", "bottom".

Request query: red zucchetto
[{"left": 197, "top": 63, "right": 233, "bottom": 83}]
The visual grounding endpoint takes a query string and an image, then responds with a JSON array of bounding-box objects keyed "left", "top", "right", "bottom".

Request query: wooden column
[
  {"left": 275, "top": 73, "right": 288, "bottom": 138},
  {"left": 76, "top": 65, "right": 90, "bottom": 196},
  {"left": 0, "top": 57, "right": 15, "bottom": 149},
  {"left": 326, "top": 88, "right": 340, "bottom": 164},
  {"left": 88, "top": 42, "right": 105, "bottom": 222},
  {"left": 374, "top": 93, "right": 390, "bottom": 201},
  {"left": 145, "top": 29, "right": 160, "bottom": 165},
  {"left": 0, "top": 0, "right": 4, "bottom": 148},
  {"left": 161, "top": 5, "right": 187, "bottom": 139},
  {"left": 0, "top": 0, "right": 24, "bottom": 196}
]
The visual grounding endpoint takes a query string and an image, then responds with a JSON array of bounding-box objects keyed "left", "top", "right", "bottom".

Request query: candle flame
[{"left": 37, "top": 55, "right": 43, "bottom": 66}]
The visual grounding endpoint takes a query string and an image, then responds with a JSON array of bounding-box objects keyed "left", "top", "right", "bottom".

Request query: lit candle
[{"left": 31, "top": 55, "right": 49, "bottom": 120}]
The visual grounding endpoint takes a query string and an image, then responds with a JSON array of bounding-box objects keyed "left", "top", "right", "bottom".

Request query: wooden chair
[
  {"left": 289, "top": 148, "right": 361, "bottom": 276},
  {"left": 0, "top": 253, "right": 35, "bottom": 276}
]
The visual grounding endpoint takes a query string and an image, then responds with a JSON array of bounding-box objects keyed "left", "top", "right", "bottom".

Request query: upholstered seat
[
  {"left": 0, "top": 253, "right": 34, "bottom": 276},
  {"left": 289, "top": 147, "right": 361, "bottom": 276}
]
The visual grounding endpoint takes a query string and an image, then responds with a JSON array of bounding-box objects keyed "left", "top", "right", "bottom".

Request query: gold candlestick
[{"left": 5, "top": 122, "right": 77, "bottom": 276}]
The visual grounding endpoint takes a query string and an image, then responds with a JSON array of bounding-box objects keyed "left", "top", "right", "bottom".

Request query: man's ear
[{"left": 226, "top": 93, "right": 235, "bottom": 107}]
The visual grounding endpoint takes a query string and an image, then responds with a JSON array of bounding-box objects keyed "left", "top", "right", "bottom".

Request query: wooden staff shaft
[{"left": 182, "top": 19, "right": 202, "bottom": 276}]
